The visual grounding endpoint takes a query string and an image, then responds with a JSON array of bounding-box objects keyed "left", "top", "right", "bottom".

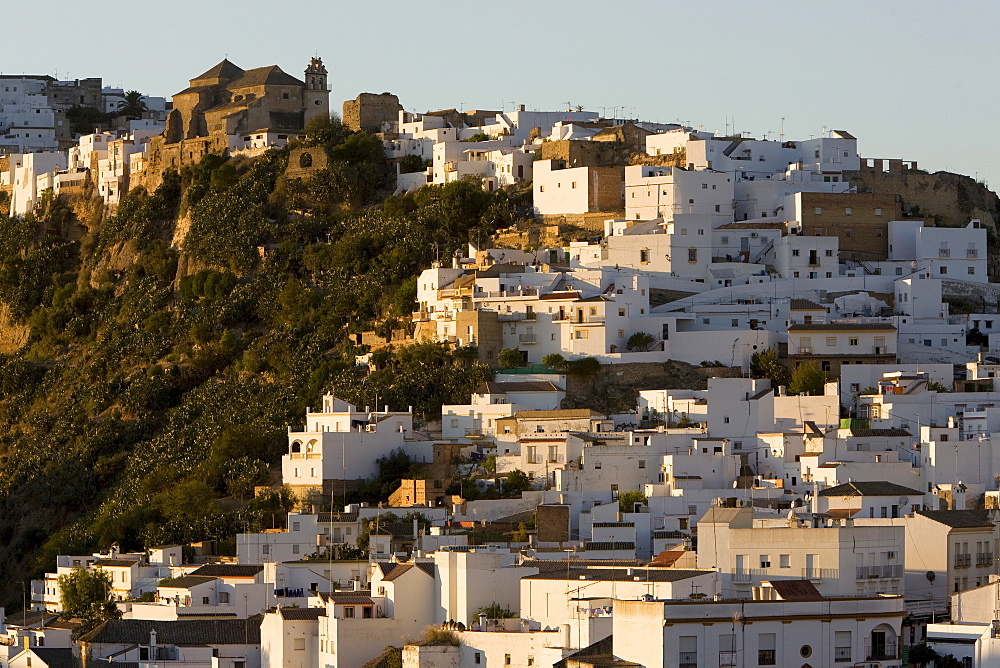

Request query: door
[{"left": 870, "top": 631, "right": 886, "bottom": 659}]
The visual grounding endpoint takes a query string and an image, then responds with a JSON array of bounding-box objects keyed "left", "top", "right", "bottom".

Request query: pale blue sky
[{"left": 6, "top": 0, "right": 999, "bottom": 187}]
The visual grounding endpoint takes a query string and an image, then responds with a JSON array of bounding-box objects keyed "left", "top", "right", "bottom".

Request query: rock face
[{"left": 847, "top": 168, "right": 1000, "bottom": 274}]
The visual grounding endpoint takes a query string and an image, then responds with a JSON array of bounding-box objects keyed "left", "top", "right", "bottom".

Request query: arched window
[
  {"left": 299, "top": 152, "right": 313, "bottom": 168},
  {"left": 291, "top": 441, "right": 302, "bottom": 453}
]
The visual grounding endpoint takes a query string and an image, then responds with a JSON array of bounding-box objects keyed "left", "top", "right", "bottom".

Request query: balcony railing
[
  {"left": 939, "top": 248, "right": 951, "bottom": 258},
  {"left": 856, "top": 565, "right": 903, "bottom": 580},
  {"left": 955, "top": 553, "right": 972, "bottom": 568},
  {"left": 802, "top": 567, "right": 838, "bottom": 582},
  {"left": 978, "top": 552, "right": 994, "bottom": 567},
  {"left": 757, "top": 649, "right": 776, "bottom": 665},
  {"left": 519, "top": 334, "right": 536, "bottom": 344},
  {"left": 678, "top": 652, "right": 698, "bottom": 668},
  {"left": 865, "top": 641, "right": 898, "bottom": 661},
  {"left": 968, "top": 249, "right": 979, "bottom": 258},
  {"left": 718, "top": 651, "right": 737, "bottom": 667},
  {"left": 834, "top": 646, "right": 852, "bottom": 662}
]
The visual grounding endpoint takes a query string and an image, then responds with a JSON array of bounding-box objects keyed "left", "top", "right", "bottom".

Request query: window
[
  {"left": 844, "top": 229, "right": 852, "bottom": 237},
  {"left": 814, "top": 207, "right": 823, "bottom": 215},
  {"left": 849, "top": 337, "right": 859, "bottom": 346},
  {"left": 679, "top": 635, "right": 698, "bottom": 668},
  {"left": 344, "top": 606, "right": 355, "bottom": 618},
  {"left": 688, "top": 248, "right": 697, "bottom": 262},
  {"left": 639, "top": 249, "right": 650, "bottom": 263},
  {"left": 723, "top": 416, "right": 730, "bottom": 423},
  {"left": 363, "top": 606, "right": 373, "bottom": 618},
  {"left": 262, "top": 544, "right": 270, "bottom": 555},
  {"left": 220, "top": 592, "right": 230, "bottom": 604},
  {"left": 203, "top": 596, "right": 210, "bottom": 605},
  {"left": 294, "top": 638, "right": 306, "bottom": 650},
  {"left": 475, "top": 653, "right": 481, "bottom": 664},
  {"left": 826, "top": 337, "right": 837, "bottom": 346},
  {"left": 779, "top": 554, "right": 790, "bottom": 568},
  {"left": 844, "top": 207, "right": 852, "bottom": 215},
  {"left": 527, "top": 657, "right": 534, "bottom": 666},
  {"left": 571, "top": 181, "right": 577, "bottom": 189},
  {"left": 638, "top": 460, "right": 646, "bottom": 468},
  {"left": 731, "top": 319, "right": 739, "bottom": 327},
  {"left": 292, "top": 544, "right": 300, "bottom": 554},
  {"left": 758, "top": 633, "right": 776, "bottom": 665},
  {"left": 759, "top": 555, "right": 771, "bottom": 568},
  {"left": 292, "top": 521, "right": 300, "bottom": 531},
  {"left": 505, "top": 655, "right": 511, "bottom": 665},
  {"left": 969, "top": 266, "right": 976, "bottom": 275},
  {"left": 825, "top": 249, "right": 833, "bottom": 256},
  {"left": 792, "top": 249, "right": 800, "bottom": 256},
  {"left": 715, "top": 204, "right": 721, "bottom": 212},
  {"left": 874, "top": 208, "right": 882, "bottom": 216},
  {"left": 940, "top": 266, "right": 948, "bottom": 275}
]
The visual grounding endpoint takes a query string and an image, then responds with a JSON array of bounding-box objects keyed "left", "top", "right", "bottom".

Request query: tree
[
  {"left": 116, "top": 90, "right": 148, "bottom": 120},
  {"left": 511, "top": 522, "right": 529, "bottom": 542},
  {"left": 58, "top": 567, "right": 121, "bottom": 627},
  {"left": 907, "top": 643, "right": 938, "bottom": 667},
  {"left": 503, "top": 469, "right": 532, "bottom": 497},
  {"left": 619, "top": 489, "right": 647, "bottom": 513},
  {"left": 626, "top": 332, "right": 655, "bottom": 352},
  {"left": 498, "top": 348, "right": 523, "bottom": 369},
  {"left": 477, "top": 602, "right": 517, "bottom": 618},
  {"left": 541, "top": 353, "right": 567, "bottom": 371},
  {"left": 566, "top": 357, "right": 601, "bottom": 377},
  {"left": 789, "top": 362, "right": 827, "bottom": 396},
  {"left": 749, "top": 347, "right": 789, "bottom": 388},
  {"left": 399, "top": 154, "right": 425, "bottom": 174}
]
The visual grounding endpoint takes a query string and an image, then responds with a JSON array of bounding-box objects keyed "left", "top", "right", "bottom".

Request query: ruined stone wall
[{"left": 343, "top": 92, "right": 402, "bottom": 132}]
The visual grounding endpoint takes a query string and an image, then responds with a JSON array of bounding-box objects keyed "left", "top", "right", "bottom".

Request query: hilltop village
[{"left": 4, "top": 57, "right": 1000, "bottom": 668}]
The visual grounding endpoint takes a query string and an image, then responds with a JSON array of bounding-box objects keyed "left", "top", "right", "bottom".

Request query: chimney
[
  {"left": 353, "top": 579, "right": 362, "bottom": 592},
  {"left": 517, "top": 104, "right": 525, "bottom": 112},
  {"left": 150, "top": 629, "right": 157, "bottom": 648}
]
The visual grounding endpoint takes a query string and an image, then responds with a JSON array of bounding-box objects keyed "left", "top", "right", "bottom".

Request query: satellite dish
[
  {"left": 926, "top": 571, "right": 936, "bottom": 582},
  {"left": 899, "top": 496, "right": 909, "bottom": 506}
]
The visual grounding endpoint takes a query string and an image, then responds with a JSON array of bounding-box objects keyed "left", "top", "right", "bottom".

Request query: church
[
  {"left": 164, "top": 57, "right": 329, "bottom": 143},
  {"left": 137, "top": 57, "right": 329, "bottom": 190}
]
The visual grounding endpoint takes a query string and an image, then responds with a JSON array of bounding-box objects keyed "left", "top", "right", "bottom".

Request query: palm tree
[{"left": 116, "top": 90, "right": 147, "bottom": 120}]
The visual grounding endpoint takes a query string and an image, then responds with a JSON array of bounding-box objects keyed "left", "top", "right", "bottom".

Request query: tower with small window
[{"left": 303, "top": 57, "right": 330, "bottom": 125}]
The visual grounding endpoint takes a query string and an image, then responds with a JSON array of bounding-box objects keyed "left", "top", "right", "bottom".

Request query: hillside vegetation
[{"left": 0, "top": 116, "right": 528, "bottom": 607}]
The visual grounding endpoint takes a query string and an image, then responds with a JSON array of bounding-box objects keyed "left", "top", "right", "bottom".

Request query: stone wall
[
  {"left": 285, "top": 146, "right": 329, "bottom": 180},
  {"left": 343, "top": 92, "right": 402, "bottom": 132},
  {"left": 538, "top": 139, "right": 631, "bottom": 168}
]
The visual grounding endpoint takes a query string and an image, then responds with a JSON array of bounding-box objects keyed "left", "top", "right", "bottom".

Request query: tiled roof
[
  {"left": 278, "top": 607, "right": 325, "bottom": 620},
  {"left": 189, "top": 564, "right": 263, "bottom": 578},
  {"left": 788, "top": 323, "right": 896, "bottom": 332},
  {"left": 790, "top": 299, "right": 827, "bottom": 311},
  {"left": 818, "top": 481, "right": 923, "bottom": 497},
  {"left": 766, "top": 579, "right": 822, "bottom": 601},
  {"left": 4, "top": 609, "right": 57, "bottom": 627},
  {"left": 93, "top": 559, "right": 138, "bottom": 567},
  {"left": 917, "top": 510, "right": 994, "bottom": 528},
  {"left": 158, "top": 575, "right": 217, "bottom": 589},
  {"left": 474, "top": 381, "right": 561, "bottom": 394},
  {"left": 715, "top": 221, "right": 789, "bottom": 230},
  {"left": 525, "top": 568, "right": 709, "bottom": 582},
  {"left": 226, "top": 65, "right": 303, "bottom": 89},
  {"left": 849, "top": 428, "right": 912, "bottom": 438},
  {"left": 513, "top": 409, "right": 604, "bottom": 420},
  {"left": 192, "top": 59, "right": 244, "bottom": 82},
  {"left": 80, "top": 617, "right": 262, "bottom": 646},
  {"left": 328, "top": 593, "right": 375, "bottom": 605},
  {"left": 538, "top": 291, "right": 581, "bottom": 300},
  {"left": 584, "top": 542, "right": 636, "bottom": 551},
  {"left": 15, "top": 648, "right": 75, "bottom": 668}
]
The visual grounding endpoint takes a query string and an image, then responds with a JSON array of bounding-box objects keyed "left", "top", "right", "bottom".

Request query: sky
[{"left": 5, "top": 0, "right": 999, "bottom": 187}]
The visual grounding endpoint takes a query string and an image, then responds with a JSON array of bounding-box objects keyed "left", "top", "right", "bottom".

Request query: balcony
[
  {"left": 678, "top": 652, "right": 698, "bottom": 668},
  {"left": 955, "top": 553, "right": 972, "bottom": 568},
  {"left": 968, "top": 249, "right": 980, "bottom": 258},
  {"left": 865, "top": 641, "right": 897, "bottom": 661},
  {"left": 978, "top": 552, "right": 994, "bottom": 567},
  {"left": 834, "top": 646, "right": 852, "bottom": 662},
  {"left": 798, "top": 346, "right": 813, "bottom": 354},
  {"left": 938, "top": 248, "right": 951, "bottom": 258},
  {"left": 855, "top": 565, "right": 903, "bottom": 580},
  {"left": 519, "top": 334, "right": 536, "bottom": 344},
  {"left": 802, "top": 567, "right": 838, "bottom": 582},
  {"left": 757, "top": 649, "right": 776, "bottom": 665}
]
